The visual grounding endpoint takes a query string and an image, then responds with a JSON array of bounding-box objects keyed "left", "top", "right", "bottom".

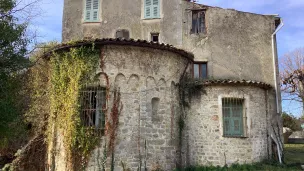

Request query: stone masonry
[{"left": 48, "top": 0, "right": 284, "bottom": 170}]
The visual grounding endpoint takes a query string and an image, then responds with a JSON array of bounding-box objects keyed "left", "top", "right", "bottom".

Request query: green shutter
[
  {"left": 92, "top": 0, "right": 99, "bottom": 21},
  {"left": 85, "top": 0, "right": 99, "bottom": 22},
  {"left": 222, "top": 99, "right": 244, "bottom": 137},
  {"left": 144, "top": 0, "right": 152, "bottom": 18},
  {"left": 145, "top": 0, "right": 159, "bottom": 19},
  {"left": 152, "top": 0, "right": 160, "bottom": 18}
]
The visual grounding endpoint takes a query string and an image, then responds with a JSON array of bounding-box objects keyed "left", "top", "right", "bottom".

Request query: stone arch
[
  {"left": 95, "top": 72, "right": 109, "bottom": 87},
  {"left": 146, "top": 76, "right": 156, "bottom": 89},
  {"left": 157, "top": 78, "right": 167, "bottom": 87},
  {"left": 127, "top": 74, "right": 140, "bottom": 92},
  {"left": 114, "top": 73, "right": 126, "bottom": 89}
]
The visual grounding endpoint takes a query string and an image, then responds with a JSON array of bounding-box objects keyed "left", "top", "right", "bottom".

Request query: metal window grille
[
  {"left": 80, "top": 85, "right": 106, "bottom": 136},
  {"left": 191, "top": 11, "right": 206, "bottom": 34},
  {"left": 222, "top": 98, "right": 245, "bottom": 137}
]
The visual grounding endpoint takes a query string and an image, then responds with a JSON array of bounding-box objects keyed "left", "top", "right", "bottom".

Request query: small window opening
[
  {"left": 151, "top": 33, "right": 159, "bottom": 43},
  {"left": 222, "top": 98, "right": 245, "bottom": 137},
  {"left": 116, "top": 29, "right": 130, "bottom": 39},
  {"left": 80, "top": 86, "right": 106, "bottom": 132},
  {"left": 152, "top": 97, "right": 160, "bottom": 116},
  {"left": 191, "top": 10, "right": 206, "bottom": 34},
  {"left": 193, "top": 62, "right": 207, "bottom": 79}
]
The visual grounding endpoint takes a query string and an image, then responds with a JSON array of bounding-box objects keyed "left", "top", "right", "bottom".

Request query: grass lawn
[
  {"left": 173, "top": 144, "right": 304, "bottom": 171},
  {"left": 284, "top": 143, "right": 304, "bottom": 164}
]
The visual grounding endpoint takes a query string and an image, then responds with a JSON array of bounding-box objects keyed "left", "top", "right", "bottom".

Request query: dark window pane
[
  {"left": 151, "top": 33, "right": 159, "bottom": 43},
  {"left": 223, "top": 108, "right": 230, "bottom": 117},
  {"left": 191, "top": 11, "right": 206, "bottom": 33},
  {"left": 201, "top": 63, "right": 207, "bottom": 79}
]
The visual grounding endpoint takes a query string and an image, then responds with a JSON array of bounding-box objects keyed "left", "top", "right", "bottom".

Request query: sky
[{"left": 28, "top": 0, "right": 304, "bottom": 117}]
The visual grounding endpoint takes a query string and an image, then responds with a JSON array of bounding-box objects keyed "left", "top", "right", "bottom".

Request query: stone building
[{"left": 48, "top": 0, "right": 284, "bottom": 170}]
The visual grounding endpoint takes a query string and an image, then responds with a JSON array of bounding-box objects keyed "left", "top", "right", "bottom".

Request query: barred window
[
  {"left": 80, "top": 86, "right": 106, "bottom": 130},
  {"left": 222, "top": 98, "right": 245, "bottom": 137}
]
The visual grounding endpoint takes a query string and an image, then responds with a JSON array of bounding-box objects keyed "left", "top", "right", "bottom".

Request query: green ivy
[{"left": 47, "top": 45, "right": 100, "bottom": 169}]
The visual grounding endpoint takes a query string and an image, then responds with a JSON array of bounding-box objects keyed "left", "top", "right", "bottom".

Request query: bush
[{"left": 282, "top": 112, "right": 302, "bottom": 131}]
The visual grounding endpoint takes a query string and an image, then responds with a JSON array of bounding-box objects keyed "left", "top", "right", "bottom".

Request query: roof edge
[
  {"left": 185, "top": 79, "right": 272, "bottom": 90},
  {"left": 42, "top": 38, "right": 194, "bottom": 61}
]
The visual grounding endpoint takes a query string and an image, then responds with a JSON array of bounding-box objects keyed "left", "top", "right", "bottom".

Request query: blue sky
[{"left": 32, "top": 0, "right": 304, "bottom": 117}]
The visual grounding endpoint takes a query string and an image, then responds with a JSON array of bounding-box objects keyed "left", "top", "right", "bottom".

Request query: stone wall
[
  {"left": 48, "top": 44, "right": 191, "bottom": 171},
  {"left": 183, "top": 85, "right": 278, "bottom": 166}
]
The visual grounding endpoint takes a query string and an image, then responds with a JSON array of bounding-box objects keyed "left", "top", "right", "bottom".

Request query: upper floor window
[
  {"left": 116, "top": 29, "right": 130, "bottom": 39},
  {"left": 222, "top": 98, "right": 245, "bottom": 137},
  {"left": 84, "top": 0, "right": 100, "bottom": 22},
  {"left": 191, "top": 10, "right": 206, "bottom": 34},
  {"left": 144, "top": 0, "right": 160, "bottom": 19},
  {"left": 193, "top": 62, "right": 207, "bottom": 79},
  {"left": 80, "top": 86, "right": 106, "bottom": 131}
]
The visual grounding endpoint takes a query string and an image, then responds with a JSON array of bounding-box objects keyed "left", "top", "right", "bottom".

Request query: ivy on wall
[{"left": 47, "top": 46, "right": 101, "bottom": 170}]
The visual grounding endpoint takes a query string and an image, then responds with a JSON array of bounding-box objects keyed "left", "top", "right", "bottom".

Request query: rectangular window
[
  {"left": 144, "top": 0, "right": 160, "bottom": 19},
  {"left": 222, "top": 98, "right": 245, "bottom": 137},
  {"left": 80, "top": 86, "right": 106, "bottom": 131},
  {"left": 151, "top": 33, "right": 159, "bottom": 43},
  {"left": 193, "top": 63, "right": 207, "bottom": 79},
  {"left": 84, "top": 0, "right": 100, "bottom": 22},
  {"left": 191, "top": 10, "right": 206, "bottom": 34}
]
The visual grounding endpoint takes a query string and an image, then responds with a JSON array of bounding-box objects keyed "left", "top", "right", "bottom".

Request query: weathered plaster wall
[
  {"left": 182, "top": 3, "right": 278, "bottom": 87},
  {"left": 63, "top": 0, "right": 279, "bottom": 89},
  {"left": 60, "top": 0, "right": 283, "bottom": 169},
  {"left": 183, "top": 85, "right": 277, "bottom": 167},
  {"left": 62, "top": 0, "right": 184, "bottom": 48},
  {"left": 82, "top": 45, "right": 189, "bottom": 171}
]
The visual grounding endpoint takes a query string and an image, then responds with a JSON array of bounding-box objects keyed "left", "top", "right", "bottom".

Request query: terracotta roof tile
[
  {"left": 42, "top": 38, "right": 194, "bottom": 61},
  {"left": 186, "top": 79, "right": 272, "bottom": 89}
]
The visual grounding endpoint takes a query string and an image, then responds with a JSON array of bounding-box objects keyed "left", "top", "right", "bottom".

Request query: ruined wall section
[
  {"left": 86, "top": 45, "right": 190, "bottom": 171},
  {"left": 184, "top": 86, "right": 274, "bottom": 167}
]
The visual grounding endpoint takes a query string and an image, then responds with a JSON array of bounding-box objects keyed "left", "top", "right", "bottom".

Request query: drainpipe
[
  {"left": 272, "top": 17, "right": 284, "bottom": 114},
  {"left": 271, "top": 17, "right": 284, "bottom": 164}
]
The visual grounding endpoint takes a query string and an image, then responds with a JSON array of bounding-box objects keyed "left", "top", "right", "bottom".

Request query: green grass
[
  {"left": 173, "top": 162, "right": 302, "bottom": 171},
  {"left": 172, "top": 144, "right": 304, "bottom": 171},
  {"left": 284, "top": 144, "right": 304, "bottom": 164}
]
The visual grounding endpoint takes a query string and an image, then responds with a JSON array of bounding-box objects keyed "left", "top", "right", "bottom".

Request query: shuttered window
[
  {"left": 222, "top": 98, "right": 245, "bottom": 137},
  {"left": 144, "top": 0, "right": 160, "bottom": 19},
  {"left": 84, "top": 0, "right": 100, "bottom": 22}
]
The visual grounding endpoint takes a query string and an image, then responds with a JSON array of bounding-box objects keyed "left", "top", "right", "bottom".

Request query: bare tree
[{"left": 280, "top": 48, "right": 304, "bottom": 117}]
